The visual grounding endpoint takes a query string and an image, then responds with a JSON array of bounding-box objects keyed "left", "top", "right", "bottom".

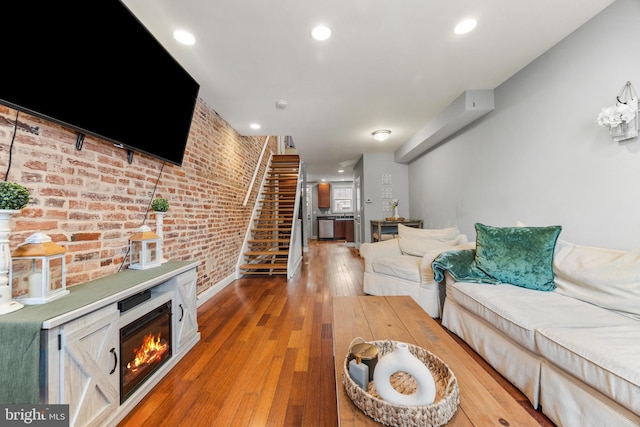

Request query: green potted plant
[
  {"left": 0, "top": 181, "right": 30, "bottom": 211},
  {"left": 151, "top": 197, "right": 169, "bottom": 213}
]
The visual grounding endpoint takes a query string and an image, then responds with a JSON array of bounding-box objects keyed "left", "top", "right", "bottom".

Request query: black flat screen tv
[{"left": 0, "top": 1, "right": 200, "bottom": 166}]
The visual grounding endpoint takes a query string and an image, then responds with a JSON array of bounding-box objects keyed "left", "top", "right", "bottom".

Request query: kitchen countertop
[{"left": 317, "top": 215, "right": 354, "bottom": 220}]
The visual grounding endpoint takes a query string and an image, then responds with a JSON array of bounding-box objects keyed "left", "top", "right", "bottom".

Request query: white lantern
[
  {"left": 12, "top": 233, "right": 68, "bottom": 305},
  {"left": 129, "top": 225, "right": 161, "bottom": 270}
]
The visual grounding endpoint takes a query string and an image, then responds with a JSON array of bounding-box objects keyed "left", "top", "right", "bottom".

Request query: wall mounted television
[{"left": 0, "top": 1, "right": 200, "bottom": 166}]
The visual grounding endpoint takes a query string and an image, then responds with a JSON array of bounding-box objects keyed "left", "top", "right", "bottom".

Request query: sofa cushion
[
  {"left": 553, "top": 241, "right": 640, "bottom": 320},
  {"left": 372, "top": 255, "right": 422, "bottom": 283},
  {"left": 398, "top": 224, "right": 461, "bottom": 257},
  {"left": 474, "top": 223, "right": 561, "bottom": 291},
  {"left": 536, "top": 324, "right": 640, "bottom": 415},
  {"left": 446, "top": 281, "right": 636, "bottom": 353}
]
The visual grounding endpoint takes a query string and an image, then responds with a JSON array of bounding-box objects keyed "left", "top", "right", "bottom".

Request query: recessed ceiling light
[
  {"left": 173, "top": 30, "right": 196, "bottom": 45},
  {"left": 311, "top": 25, "right": 332, "bottom": 41},
  {"left": 250, "top": 123, "right": 261, "bottom": 130},
  {"left": 338, "top": 169, "right": 344, "bottom": 173},
  {"left": 371, "top": 129, "right": 392, "bottom": 142},
  {"left": 454, "top": 19, "right": 477, "bottom": 35}
]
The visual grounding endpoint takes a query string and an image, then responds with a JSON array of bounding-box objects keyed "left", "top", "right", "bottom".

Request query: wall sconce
[
  {"left": 596, "top": 81, "right": 638, "bottom": 142},
  {"left": 129, "top": 225, "right": 161, "bottom": 270},
  {"left": 371, "top": 129, "right": 392, "bottom": 142},
  {"left": 12, "top": 233, "right": 68, "bottom": 305}
]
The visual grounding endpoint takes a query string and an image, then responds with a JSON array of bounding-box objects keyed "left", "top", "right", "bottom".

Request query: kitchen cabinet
[
  {"left": 345, "top": 220, "right": 354, "bottom": 242},
  {"left": 318, "top": 183, "right": 331, "bottom": 209},
  {"left": 333, "top": 219, "right": 354, "bottom": 242},
  {"left": 334, "top": 219, "right": 346, "bottom": 239}
]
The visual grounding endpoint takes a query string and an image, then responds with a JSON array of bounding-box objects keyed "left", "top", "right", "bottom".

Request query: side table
[{"left": 370, "top": 219, "right": 423, "bottom": 242}]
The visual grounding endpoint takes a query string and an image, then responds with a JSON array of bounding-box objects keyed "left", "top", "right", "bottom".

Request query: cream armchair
[{"left": 359, "top": 225, "right": 471, "bottom": 318}]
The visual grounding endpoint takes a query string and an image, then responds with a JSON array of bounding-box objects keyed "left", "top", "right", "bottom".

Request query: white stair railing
[{"left": 243, "top": 135, "right": 272, "bottom": 207}]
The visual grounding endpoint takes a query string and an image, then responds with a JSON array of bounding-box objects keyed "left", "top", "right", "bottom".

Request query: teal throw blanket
[{"left": 432, "top": 249, "right": 499, "bottom": 284}]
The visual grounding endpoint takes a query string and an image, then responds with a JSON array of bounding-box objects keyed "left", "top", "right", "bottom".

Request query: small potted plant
[
  {"left": 151, "top": 197, "right": 169, "bottom": 213},
  {"left": 0, "top": 181, "right": 30, "bottom": 211}
]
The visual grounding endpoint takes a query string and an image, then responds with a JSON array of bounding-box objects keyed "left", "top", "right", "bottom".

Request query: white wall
[
  {"left": 408, "top": 0, "right": 640, "bottom": 250},
  {"left": 361, "top": 152, "right": 409, "bottom": 242}
]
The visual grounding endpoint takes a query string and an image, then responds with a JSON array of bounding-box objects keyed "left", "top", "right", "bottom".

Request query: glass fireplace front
[{"left": 120, "top": 301, "right": 172, "bottom": 403}]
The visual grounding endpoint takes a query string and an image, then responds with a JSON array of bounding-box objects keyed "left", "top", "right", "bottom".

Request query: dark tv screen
[{"left": 0, "top": 1, "right": 199, "bottom": 166}]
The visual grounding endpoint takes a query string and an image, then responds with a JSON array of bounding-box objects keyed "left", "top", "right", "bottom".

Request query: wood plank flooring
[{"left": 118, "top": 240, "right": 554, "bottom": 427}]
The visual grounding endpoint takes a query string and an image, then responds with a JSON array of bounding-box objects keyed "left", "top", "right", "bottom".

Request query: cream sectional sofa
[
  {"left": 434, "top": 223, "right": 640, "bottom": 427},
  {"left": 359, "top": 224, "right": 471, "bottom": 318}
]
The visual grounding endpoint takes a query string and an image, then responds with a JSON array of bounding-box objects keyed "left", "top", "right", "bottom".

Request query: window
[{"left": 332, "top": 185, "right": 353, "bottom": 213}]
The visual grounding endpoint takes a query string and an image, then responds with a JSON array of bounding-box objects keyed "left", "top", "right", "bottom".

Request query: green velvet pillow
[{"left": 474, "top": 223, "right": 562, "bottom": 291}]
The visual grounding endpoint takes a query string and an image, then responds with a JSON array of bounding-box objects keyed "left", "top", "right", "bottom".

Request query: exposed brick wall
[{"left": 0, "top": 99, "right": 277, "bottom": 297}]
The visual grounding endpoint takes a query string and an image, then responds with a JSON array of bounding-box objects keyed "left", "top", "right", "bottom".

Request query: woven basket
[{"left": 343, "top": 338, "right": 459, "bottom": 427}]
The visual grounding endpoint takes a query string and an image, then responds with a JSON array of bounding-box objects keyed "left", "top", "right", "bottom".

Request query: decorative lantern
[
  {"left": 12, "top": 233, "right": 68, "bottom": 305},
  {"left": 129, "top": 225, "right": 161, "bottom": 270}
]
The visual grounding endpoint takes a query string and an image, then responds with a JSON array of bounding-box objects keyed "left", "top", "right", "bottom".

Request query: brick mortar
[{"left": 0, "top": 100, "right": 277, "bottom": 296}]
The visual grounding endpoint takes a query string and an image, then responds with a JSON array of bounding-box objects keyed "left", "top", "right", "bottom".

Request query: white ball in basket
[{"left": 373, "top": 342, "right": 436, "bottom": 406}]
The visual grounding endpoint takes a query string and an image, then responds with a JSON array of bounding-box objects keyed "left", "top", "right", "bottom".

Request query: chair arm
[
  {"left": 420, "top": 250, "right": 444, "bottom": 283},
  {"left": 360, "top": 238, "right": 402, "bottom": 261},
  {"left": 360, "top": 239, "right": 402, "bottom": 273}
]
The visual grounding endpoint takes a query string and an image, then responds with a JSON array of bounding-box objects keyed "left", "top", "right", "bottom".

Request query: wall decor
[
  {"left": 12, "top": 232, "right": 68, "bottom": 305},
  {"left": 597, "top": 81, "right": 638, "bottom": 142}
]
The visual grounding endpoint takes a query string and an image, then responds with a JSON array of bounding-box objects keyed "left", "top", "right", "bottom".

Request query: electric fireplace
[{"left": 119, "top": 301, "right": 172, "bottom": 403}]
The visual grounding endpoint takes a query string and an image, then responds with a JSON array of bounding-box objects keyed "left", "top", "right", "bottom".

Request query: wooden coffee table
[{"left": 332, "top": 296, "right": 540, "bottom": 426}]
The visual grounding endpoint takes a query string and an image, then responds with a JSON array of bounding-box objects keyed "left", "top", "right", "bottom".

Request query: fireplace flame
[{"left": 126, "top": 333, "right": 169, "bottom": 372}]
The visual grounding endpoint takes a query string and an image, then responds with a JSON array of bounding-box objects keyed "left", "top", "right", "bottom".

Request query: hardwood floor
[{"left": 118, "top": 240, "right": 554, "bottom": 427}]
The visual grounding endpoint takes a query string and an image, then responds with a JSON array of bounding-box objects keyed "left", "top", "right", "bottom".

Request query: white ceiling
[{"left": 122, "top": 0, "right": 615, "bottom": 182}]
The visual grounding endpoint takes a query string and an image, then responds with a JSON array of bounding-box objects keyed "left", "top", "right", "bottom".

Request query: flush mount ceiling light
[
  {"left": 311, "top": 25, "right": 332, "bottom": 41},
  {"left": 173, "top": 29, "right": 196, "bottom": 45},
  {"left": 371, "top": 129, "right": 392, "bottom": 141},
  {"left": 454, "top": 18, "right": 477, "bottom": 35},
  {"left": 250, "top": 123, "right": 261, "bottom": 130}
]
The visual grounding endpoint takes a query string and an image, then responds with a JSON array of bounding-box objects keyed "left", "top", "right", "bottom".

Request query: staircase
[{"left": 238, "top": 154, "right": 300, "bottom": 275}]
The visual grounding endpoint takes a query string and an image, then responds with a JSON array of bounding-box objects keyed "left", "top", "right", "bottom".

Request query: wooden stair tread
[
  {"left": 247, "top": 246, "right": 289, "bottom": 250},
  {"left": 245, "top": 251, "right": 289, "bottom": 256},
  {"left": 239, "top": 263, "right": 288, "bottom": 269}
]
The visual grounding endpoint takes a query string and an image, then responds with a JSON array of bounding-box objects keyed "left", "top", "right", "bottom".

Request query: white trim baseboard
[{"left": 196, "top": 273, "right": 236, "bottom": 307}]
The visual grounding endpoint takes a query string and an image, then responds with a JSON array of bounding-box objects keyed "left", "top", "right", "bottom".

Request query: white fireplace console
[{"left": 37, "top": 261, "right": 200, "bottom": 427}]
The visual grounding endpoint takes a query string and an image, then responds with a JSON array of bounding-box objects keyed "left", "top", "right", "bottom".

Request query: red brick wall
[{"left": 0, "top": 99, "right": 277, "bottom": 296}]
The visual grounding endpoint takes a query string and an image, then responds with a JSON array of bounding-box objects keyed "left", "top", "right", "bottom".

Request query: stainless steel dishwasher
[{"left": 318, "top": 219, "right": 334, "bottom": 239}]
